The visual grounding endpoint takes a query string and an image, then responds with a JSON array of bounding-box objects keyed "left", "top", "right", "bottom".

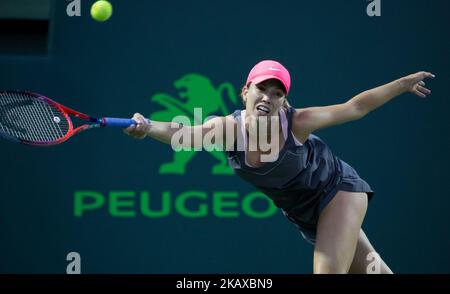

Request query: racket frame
[
  {"left": 1, "top": 91, "right": 138, "bottom": 146},
  {"left": 10, "top": 91, "right": 101, "bottom": 146}
]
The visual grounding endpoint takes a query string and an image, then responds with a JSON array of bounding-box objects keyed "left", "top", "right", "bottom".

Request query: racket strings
[{"left": 0, "top": 92, "right": 70, "bottom": 143}]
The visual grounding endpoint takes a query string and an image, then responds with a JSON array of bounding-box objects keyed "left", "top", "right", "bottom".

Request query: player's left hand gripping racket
[{"left": 0, "top": 91, "right": 146, "bottom": 146}]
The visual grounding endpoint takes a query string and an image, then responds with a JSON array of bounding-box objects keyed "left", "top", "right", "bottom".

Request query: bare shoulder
[
  {"left": 291, "top": 108, "right": 312, "bottom": 144},
  {"left": 224, "top": 114, "right": 237, "bottom": 126}
]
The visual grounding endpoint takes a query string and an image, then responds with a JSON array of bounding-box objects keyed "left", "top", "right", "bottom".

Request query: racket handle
[{"left": 102, "top": 117, "right": 150, "bottom": 128}]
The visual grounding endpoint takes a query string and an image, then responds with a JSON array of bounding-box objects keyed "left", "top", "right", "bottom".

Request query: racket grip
[{"left": 102, "top": 117, "right": 140, "bottom": 128}]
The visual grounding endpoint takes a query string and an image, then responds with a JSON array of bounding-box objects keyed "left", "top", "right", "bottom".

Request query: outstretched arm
[
  {"left": 123, "top": 114, "right": 236, "bottom": 150},
  {"left": 292, "top": 71, "right": 435, "bottom": 138}
]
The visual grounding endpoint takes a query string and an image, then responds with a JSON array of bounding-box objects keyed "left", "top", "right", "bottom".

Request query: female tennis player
[{"left": 124, "top": 60, "right": 434, "bottom": 274}]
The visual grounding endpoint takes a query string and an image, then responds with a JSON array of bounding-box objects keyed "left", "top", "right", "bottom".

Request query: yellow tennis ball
[{"left": 90, "top": 0, "right": 113, "bottom": 22}]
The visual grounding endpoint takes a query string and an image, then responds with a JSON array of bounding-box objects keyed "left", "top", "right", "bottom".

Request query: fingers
[
  {"left": 123, "top": 113, "right": 151, "bottom": 139},
  {"left": 410, "top": 71, "right": 435, "bottom": 84},
  {"left": 124, "top": 124, "right": 136, "bottom": 133},
  {"left": 132, "top": 113, "right": 147, "bottom": 124},
  {"left": 413, "top": 89, "right": 426, "bottom": 98},
  {"left": 418, "top": 71, "right": 436, "bottom": 80},
  {"left": 417, "top": 85, "right": 431, "bottom": 95},
  {"left": 413, "top": 85, "right": 431, "bottom": 98},
  {"left": 408, "top": 71, "right": 435, "bottom": 98}
]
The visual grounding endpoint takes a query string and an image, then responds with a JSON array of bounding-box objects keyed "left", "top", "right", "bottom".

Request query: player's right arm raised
[{"left": 124, "top": 113, "right": 236, "bottom": 150}]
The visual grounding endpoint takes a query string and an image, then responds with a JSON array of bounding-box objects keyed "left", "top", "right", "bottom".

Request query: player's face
[{"left": 244, "top": 79, "right": 286, "bottom": 117}]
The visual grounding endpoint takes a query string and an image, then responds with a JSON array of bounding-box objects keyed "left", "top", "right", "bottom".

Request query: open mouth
[{"left": 256, "top": 104, "right": 270, "bottom": 114}]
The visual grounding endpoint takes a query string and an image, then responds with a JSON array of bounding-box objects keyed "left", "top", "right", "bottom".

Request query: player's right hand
[{"left": 123, "top": 113, "right": 151, "bottom": 139}]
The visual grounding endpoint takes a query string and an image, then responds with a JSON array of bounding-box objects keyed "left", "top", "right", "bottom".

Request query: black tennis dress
[{"left": 226, "top": 107, "right": 374, "bottom": 244}]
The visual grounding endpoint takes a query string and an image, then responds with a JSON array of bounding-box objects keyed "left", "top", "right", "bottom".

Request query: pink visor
[{"left": 246, "top": 60, "right": 291, "bottom": 95}]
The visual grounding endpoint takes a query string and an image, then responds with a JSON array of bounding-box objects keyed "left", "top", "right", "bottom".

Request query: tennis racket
[{"left": 0, "top": 90, "right": 146, "bottom": 146}]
